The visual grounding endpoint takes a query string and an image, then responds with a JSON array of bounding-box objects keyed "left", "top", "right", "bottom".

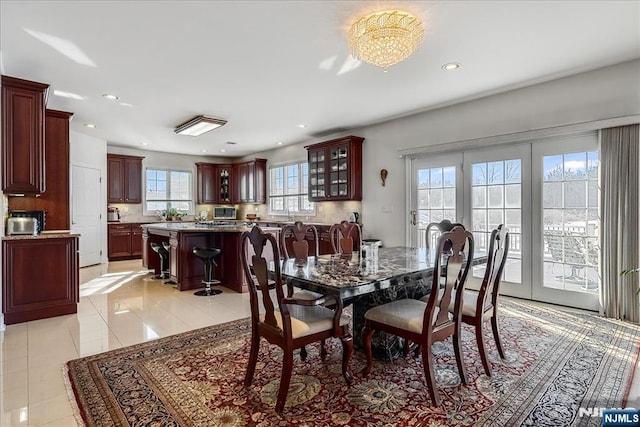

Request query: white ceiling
[{"left": 1, "top": 1, "right": 638, "bottom": 157}]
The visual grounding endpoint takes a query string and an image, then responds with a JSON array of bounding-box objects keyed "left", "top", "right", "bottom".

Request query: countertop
[
  {"left": 2, "top": 232, "right": 81, "bottom": 241},
  {"left": 142, "top": 222, "right": 280, "bottom": 233}
]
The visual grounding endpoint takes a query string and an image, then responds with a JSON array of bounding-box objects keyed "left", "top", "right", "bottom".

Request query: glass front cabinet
[{"left": 306, "top": 135, "right": 363, "bottom": 202}]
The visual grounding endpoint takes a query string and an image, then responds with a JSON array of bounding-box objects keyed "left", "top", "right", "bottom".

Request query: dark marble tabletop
[{"left": 280, "top": 246, "right": 442, "bottom": 300}]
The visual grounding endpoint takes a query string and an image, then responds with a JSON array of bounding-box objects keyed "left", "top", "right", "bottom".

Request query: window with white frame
[
  {"left": 269, "top": 162, "right": 315, "bottom": 215},
  {"left": 145, "top": 168, "right": 193, "bottom": 214}
]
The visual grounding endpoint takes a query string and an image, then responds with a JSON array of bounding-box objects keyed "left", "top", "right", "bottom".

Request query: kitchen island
[{"left": 141, "top": 222, "right": 279, "bottom": 293}]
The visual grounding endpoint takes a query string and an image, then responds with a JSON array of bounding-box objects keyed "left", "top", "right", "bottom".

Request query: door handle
[{"left": 410, "top": 210, "right": 417, "bottom": 226}]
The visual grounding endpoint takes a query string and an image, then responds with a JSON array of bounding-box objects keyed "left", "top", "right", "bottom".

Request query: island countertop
[{"left": 141, "top": 221, "right": 280, "bottom": 233}]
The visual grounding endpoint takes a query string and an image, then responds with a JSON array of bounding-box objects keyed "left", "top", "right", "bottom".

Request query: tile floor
[{"left": 1, "top": 260, "right": 638, "bottom": 426}]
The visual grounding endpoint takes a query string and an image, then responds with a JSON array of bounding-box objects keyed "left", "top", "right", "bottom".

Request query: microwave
[{"left": 214, "top": 207, "right": 236, "bottom": 220}]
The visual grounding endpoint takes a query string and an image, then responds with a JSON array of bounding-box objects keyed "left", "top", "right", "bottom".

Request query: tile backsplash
[{"left": 110, "top": 201, "right": 366, "bottom": 231}]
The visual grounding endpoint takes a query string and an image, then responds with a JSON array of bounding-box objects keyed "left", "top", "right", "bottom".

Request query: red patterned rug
[{"left": 65, "top": 299, "right": 639, "bottom": 426}]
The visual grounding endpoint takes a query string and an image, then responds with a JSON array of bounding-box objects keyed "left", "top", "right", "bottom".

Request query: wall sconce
[{"left": 380, "top": 169, "right": 388, "bottom": 186}]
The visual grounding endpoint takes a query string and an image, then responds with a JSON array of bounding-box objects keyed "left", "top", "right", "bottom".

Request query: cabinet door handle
[{"left": 410, "top": 210, "right": 417, "bottom": 226}]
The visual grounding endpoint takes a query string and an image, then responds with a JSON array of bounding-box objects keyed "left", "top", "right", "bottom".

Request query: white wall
[{"left": 248, "top": 59, "right": 640, "bottom": 247}]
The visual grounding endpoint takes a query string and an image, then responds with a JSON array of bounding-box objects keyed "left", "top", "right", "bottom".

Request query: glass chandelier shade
[{"left": 348, "top": 10, "right": 425, "bottom": 69}]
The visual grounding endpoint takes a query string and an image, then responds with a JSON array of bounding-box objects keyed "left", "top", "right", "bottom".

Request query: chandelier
[{"left": 348, "top": 10, "right": 424, "bottom": 69}]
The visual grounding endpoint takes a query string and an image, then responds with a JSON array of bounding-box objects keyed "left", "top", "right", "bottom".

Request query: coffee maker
[{"left": 107, "top": 207, "right": 120, "bottom": 222}]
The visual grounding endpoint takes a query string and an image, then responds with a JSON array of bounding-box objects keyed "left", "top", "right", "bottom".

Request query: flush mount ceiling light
[
  {"left": 348, "top": 10, "right": 424, "bottom": 69},
  {"left": 174, "top": 115, "right": 227, "bottom": 137}
]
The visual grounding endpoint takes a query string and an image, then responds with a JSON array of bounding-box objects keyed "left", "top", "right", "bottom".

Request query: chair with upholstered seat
[
  {"left": 329, "top": 221, "right": 361, "bottom": 255},
  {"left": 449, "top": 224, "right": 509, "bottom": 377},
  {"left": 361, "top": 226, "right": 473, "bottom": 407},
  {"left": 241, "top": 226, "right": 353, "bottom": 414}
]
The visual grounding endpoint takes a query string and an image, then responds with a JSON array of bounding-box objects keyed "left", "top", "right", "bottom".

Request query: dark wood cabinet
[
  {"left": 307, "top": 135, "right": 364, "bottom": 202},
  {"left": 2, "top": 235, "right": 79, "bottom": 324},
  {"left": 108, "top": 223, "right": 144, "bottom": 260},
  {"left": 1, "top": 75, "right": 49, "bottom": 194},
  {"left": 196, "top": 163, "right": 217, "bottom": 204},
  {"left": 107, "top": 154, "right": 144, "bottom": 203},
  {"left": 7, "top": 109, "right": 74, "bottom": 230},
  {"left": 195, "top": 163, "right": 235, "bottom": 204},
  {"left": 217, "top": 164, "right": 233, "bottom": 203},
  {"left": 234, "top": 158, "right": 266, "bottom": 204}
]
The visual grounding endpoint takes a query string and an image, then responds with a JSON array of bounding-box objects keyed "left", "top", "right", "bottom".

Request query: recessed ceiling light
[
  {"left": 119, "top": 102, "right": 134, "bottom": 108},
  {"left": 442, "top": 62, "right": 461, "bottom": 71},
  {"left": 201, "top": 149, "right": 207, "bottom": 153},
  {"left": 298, "top": 124, "right": 306, "bottom": 129},
  {"left": 84, "top": 123, "right": 96, "bottom": 128},
  {"left": 220, "top": 149, "right": 226, "bottom": 153},
  {"left": 141, "top": 142, "right": 149, "bottom": 146},
  {"left": 276, "top": 142, "right": 283, "bottom": 145},
  {"left": 102, "top": 94, "right": 119, "bottom": 100}
]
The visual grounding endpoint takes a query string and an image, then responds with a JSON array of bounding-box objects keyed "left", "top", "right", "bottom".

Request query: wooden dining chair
[
  {"left": 425, "top": 219, "right": 465, "bottom": 249},
  {"left": 361, "top": 226, "right": 474, "bottom": 407},
  {"left": 241, "top": 226, "right": 353, "bottom": 414},
  {"left": 280, "top": 221, "right": 332, "bottom": 360},
  {"left": 448, "top": 224, "right": 509, "bottom": 377},
  {"left": 329, "top": 220, "right": 361, "bottom": 255}
]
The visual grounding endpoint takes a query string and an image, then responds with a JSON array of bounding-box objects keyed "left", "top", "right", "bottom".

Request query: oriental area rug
[{"left": 65, "top": 299, "right": 640, "bottom": 427}]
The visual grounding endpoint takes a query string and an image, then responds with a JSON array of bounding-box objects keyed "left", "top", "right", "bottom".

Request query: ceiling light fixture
[
  {"left": 442, "top": 62, "right": 461, "bottom": 71},
  {"left": 174, "top": 115, "right": 227, "bottom": 137},
  {"left": 84, "top": 123, "right": 96, "bottom": 128},
  {"left": 348, "top": 10, "right": 424, "bottom": 70},
  {"left": 220, "top": 149, "right": 226, "bottom": 153},
  {"left": 102, "top": 93, "right": 119, "bottom": 100},
  {"left": 276, "top": 142, "right": 283, "bottom": 145}
]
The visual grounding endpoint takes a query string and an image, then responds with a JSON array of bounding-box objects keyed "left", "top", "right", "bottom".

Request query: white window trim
[
  {"left": 268, "top": 161, "right": 315, "bottom": 217},
  {"left": 143, "top": 167, "right": 194, "bottom": 215}
]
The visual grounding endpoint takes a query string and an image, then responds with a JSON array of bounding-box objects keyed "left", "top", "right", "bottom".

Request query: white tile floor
[{"left": 1, "top": 259, "right": 638, "bottom": 426}]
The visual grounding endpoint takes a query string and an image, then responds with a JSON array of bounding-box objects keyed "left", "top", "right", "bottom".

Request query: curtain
[{"left": 600, "top": 124, "right": 639, "bottom": 322}]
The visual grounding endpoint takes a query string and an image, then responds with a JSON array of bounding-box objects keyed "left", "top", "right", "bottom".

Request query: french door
[{"left": 409, "top": 132, "right": 600, "bottom": 310}]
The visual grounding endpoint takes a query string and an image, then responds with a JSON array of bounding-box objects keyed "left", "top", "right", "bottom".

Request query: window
[
  {"left": 269, "top": 162, "right": 315, "bottom": 215},
  {"left": 145, "top": 168, "right": 193, "bottom": 214}
]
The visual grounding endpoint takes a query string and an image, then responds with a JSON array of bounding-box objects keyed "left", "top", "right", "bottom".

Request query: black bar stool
[
  {"left": 150, "top": 242, "right": 170, "bottom": 280},
  {"left": 161, "top": 241, "right": 177, "bottom": 285},
  {"left": 192, "top": 247, "right": 223, "bottom": 296}
]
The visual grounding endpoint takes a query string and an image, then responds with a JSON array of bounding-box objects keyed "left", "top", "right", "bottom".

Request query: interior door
[{"left": 71, "top": 165, "right": 102, "bottom": 267}]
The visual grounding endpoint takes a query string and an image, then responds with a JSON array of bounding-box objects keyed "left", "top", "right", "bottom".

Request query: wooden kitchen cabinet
[
  {"left": 107, "top": 154, "right": 144, "bottom": 203},
  {"left": 8, "top": 109, "right": 74, "bottom": 231},
  {"left": 1, "top": 75, "right": 49, "bottom": 194},
  {"left": 233, "top": 158, "right": 266, "bottom": 204},
  {"left": 307, "top": 135, "right": 364, "bottom": 202},
  {"left": 108, "top": 223, "right": 144, "bottom": 260},
  {"left": 196, "top": 163, "right": 234, "bottom": 204},
  {"left": 2, "top": 235, "right": 79, "bottom": 324}
]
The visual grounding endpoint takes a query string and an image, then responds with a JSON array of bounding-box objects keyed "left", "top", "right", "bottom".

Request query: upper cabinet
[
  {"left": 234, "top": 159, "right": 266, "bottom": 204},
  {"left": 196, "top": 163, "right": 234, "bottom": 204},
  {"left": 218, "top": 164, "right": 233, "bottom": 203},
  {"left": 307, "top": 135, "right": 364, "bottom": 202},
  {"left": 107, "top": 154, "right": 144, "bottom": 203},
  {"left": 1, "top": 75, "right": 50, "bottom": 194}
]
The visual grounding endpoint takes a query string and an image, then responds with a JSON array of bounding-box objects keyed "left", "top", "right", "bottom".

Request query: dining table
[{"left": 278, "top": 246, "right": 487, "bottom": 360}]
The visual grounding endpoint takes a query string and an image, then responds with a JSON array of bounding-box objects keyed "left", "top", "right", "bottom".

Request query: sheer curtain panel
[{"left": 600, "top": 124, "right": 639, "bottom": 322}]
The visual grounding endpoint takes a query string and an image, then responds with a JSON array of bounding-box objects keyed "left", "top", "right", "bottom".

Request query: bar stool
[
  {"left": 161, "top": 241, "right": 177, "bottom": 285},
  {"left": 150, "top": 242, "right": 170, "bottom": 280},
  {"left": 192, "top": 247, "right": 223, "bottom": 296}
]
